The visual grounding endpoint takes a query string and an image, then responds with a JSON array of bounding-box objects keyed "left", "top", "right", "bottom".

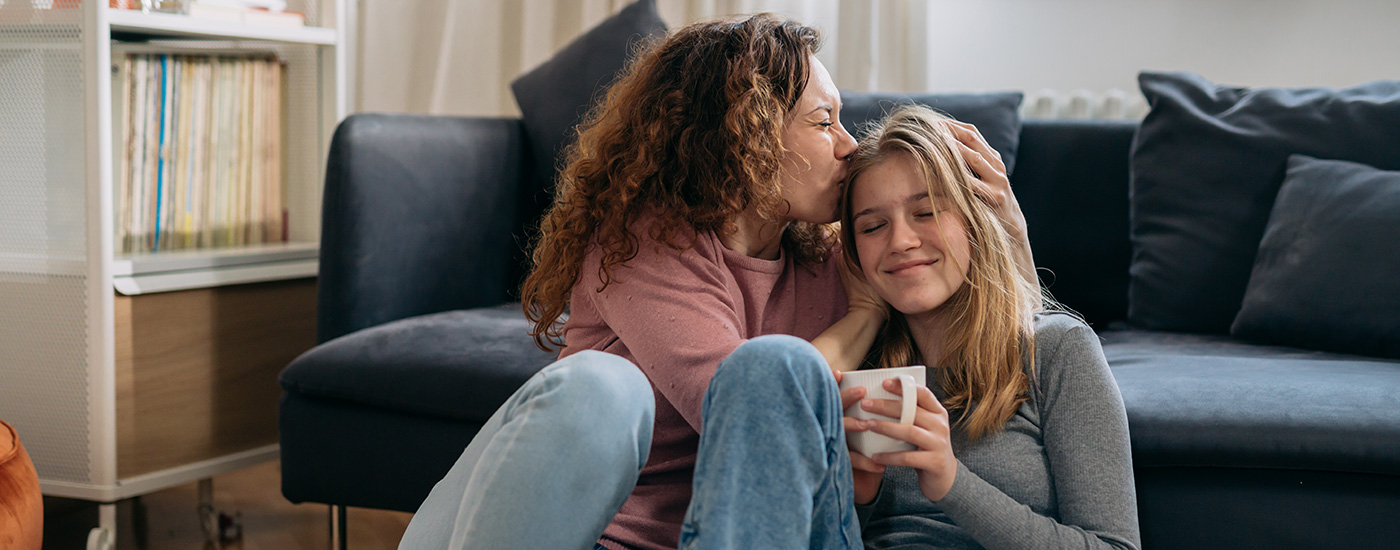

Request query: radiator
[{"left": 1023, "top": 88, "right": 1148, "bottom": 120}]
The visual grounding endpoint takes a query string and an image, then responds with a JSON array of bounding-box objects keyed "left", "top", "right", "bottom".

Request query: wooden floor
[{"left": 43, "top": 460, "right": 413, "bottom": 550}]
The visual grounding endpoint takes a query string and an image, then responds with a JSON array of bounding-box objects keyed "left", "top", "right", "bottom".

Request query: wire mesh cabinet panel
[
  {"left": 0, "top": 0, "right": 110, "bottom": 493},
  {"left": 0, "top": 2, "right": 346, "bottom": 541}
]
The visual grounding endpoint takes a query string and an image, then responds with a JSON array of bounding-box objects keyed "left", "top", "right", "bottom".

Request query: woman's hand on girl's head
[
  {"left": 835, "top": 369, "right": 886, "bottom": 505},
  {"left": 949, "top": 121, "right": 1027, "bottom": 240},
  {"left": 860, "top": 378, "right": 959, "bottom": 502},
  {"left": 950, "top": 121, "right": 1039, "bottom": 289}
]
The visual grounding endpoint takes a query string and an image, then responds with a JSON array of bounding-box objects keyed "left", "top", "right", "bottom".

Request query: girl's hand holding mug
[{"left": 861, "top": 377, "right": 959, "bottom": 502}]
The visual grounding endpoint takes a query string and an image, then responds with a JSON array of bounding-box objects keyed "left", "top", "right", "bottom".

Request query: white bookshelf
[
  {"left": 114, "top": 241, "right": 319, "bottom": 293},
  {"left": 0, "top": 1, "right": 349, "bottom": 547},
  {"left": 108, "top": 8, "right": 337, "bottom": 44}
]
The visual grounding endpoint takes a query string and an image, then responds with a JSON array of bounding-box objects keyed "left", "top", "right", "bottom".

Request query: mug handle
[{"left": 896, "top": 374, "right": 918, "bottom": 425}]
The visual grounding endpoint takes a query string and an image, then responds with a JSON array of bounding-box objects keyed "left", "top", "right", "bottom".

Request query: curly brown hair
[{"left": 521, "top": 14, "right": 837, "bottom": 350}]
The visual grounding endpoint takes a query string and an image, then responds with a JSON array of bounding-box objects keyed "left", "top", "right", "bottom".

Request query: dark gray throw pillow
[
  {"left": 1232, "top": 155, "right": 1400, "bottom": 359},
  {"left": 840, "top": 91, "right": 1024, "bottom": 176},
  {"left": 510, "top": 0, "right": 667, "bottom": 217},
  {"left": 1128, "top": 72, "right": 1400, "bottom": 333}
]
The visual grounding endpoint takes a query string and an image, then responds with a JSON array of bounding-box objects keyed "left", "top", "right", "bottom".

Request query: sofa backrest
[
  {"left": 1012, "top": 119, "right": 1137, "bottom": 327},
  {"left": 510, "top": 117, "right": 1143, "bottom": 328},
  {"left": 317, "top": 114, "right": 1138, "bottom": 341},
  {"left": 318, "top": 114, "right": 530, "bottom": 343}
]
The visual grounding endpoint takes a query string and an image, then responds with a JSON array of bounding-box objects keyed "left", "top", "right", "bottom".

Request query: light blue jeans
[{"left": 399, "top": 335, "right": 861, "bottom": 550}]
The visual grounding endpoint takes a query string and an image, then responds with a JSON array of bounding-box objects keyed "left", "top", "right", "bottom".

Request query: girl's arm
[{"left": 861, "top": 320, "right": 1140, "bottom": 550}]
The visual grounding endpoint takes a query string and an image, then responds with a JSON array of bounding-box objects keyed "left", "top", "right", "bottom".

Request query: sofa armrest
[{"left": 318, "top": 114, "right": 529, "bottom": 343}]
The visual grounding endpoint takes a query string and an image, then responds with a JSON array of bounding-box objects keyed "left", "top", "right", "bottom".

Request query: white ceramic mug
[{"left": 839, "top": 365, "right": 927, "bottom": 457}]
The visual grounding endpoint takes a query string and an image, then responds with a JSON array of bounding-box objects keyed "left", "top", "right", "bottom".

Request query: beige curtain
[
  {"left": 354, "top": 1, "right": 1400, "bottom": 119},
  {"left": 354, "top": 0, "right": 929, "bottom": 116}
]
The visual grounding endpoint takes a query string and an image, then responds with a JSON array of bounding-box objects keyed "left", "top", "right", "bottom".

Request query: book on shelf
[{"left": 113, "top": 51, "right": 287, "bottom": 255}]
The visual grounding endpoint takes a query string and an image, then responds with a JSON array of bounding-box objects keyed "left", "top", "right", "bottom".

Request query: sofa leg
[{"left": 330, "top": 505, "right": 348, "bottom": 550}]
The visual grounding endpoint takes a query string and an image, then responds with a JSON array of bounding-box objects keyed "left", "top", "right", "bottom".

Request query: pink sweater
[{"left": 559, "top": 218, "right": 848, "bottom": 550}]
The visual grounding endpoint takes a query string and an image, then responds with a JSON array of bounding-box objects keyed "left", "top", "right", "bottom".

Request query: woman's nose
[{"left": 836, "top": 122, "right": 858, "bottom": 159}]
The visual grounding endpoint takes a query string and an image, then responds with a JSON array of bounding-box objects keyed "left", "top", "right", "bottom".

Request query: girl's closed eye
[{"left": 860, "top": 221, "right": 885, "bottom": 235}]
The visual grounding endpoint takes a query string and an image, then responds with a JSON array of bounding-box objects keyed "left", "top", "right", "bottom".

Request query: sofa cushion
[
  {"left": 1232, "top": 156, "right": 1400, "bottom": 359},
  {"left": 1127, "top": 72, "right": 1400, "bottom": 333},
  {"left": 840, "top": 91, "right": 1024, "bottom": 175},
  {"left": 1101, "top": 329, "right": 1400, "bottom": 476},
  {"left": 510, "top": 0, "right": 667, "bottom": 217},
  {"left": 281, "top": 304, "right": 557, "bottom": 423}
]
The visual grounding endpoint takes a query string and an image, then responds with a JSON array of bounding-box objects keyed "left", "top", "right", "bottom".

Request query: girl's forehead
[
  {"left": 853, "top": 156, "right": 940, "bottom": 193},
  {"left": 851, "top": 177, "right": 929, "bottom": 215}
]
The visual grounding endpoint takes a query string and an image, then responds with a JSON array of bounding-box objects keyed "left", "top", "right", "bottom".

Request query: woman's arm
[
  {"left": 811, "top": 255, "right": 887, "bottom": 373},
  {"left": 582, "top": 228, "right": 881, "bottom": 430}
]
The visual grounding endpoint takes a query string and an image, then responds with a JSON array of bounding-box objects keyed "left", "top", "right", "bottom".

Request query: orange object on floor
[{"left": 0, "top": 420, "right": 42, "bottom": 550}]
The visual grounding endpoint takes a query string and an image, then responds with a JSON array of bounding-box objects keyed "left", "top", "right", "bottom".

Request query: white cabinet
[{"left": 0, "top": 0, "right": 349, "bottom": 543}]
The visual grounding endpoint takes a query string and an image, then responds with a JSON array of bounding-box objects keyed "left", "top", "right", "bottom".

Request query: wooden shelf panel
[{"left": 115, "top": 278, "right": 317, "bottom": 479}]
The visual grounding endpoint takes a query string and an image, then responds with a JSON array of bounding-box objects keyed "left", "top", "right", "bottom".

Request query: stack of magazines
[{"left": 114, "top": 52, "right": 287, "bottom": 254}]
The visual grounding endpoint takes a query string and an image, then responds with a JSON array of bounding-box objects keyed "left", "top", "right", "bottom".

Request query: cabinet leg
[
  {"left": 198, "top": 478, "right": 221, "bottom": 550},
  {"left": 132, "top": 496, "right": 149, "bottom": 548},
  {"left": 86, "top": 503, "right": 117, "bottom": 550},
  {"left": 330, "top": 504, "right": 348, "bottom": 550},
  {"left": 99, "top": 503, "right": 117, "bottom": 535}
]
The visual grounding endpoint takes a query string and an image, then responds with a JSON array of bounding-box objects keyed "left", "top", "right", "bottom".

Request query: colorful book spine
[
  {"left": 113, "top": 52, "right": 288, "bottom": 255},
  {"left": 153, "top": 54, "right": 168, "bottom": 252}
]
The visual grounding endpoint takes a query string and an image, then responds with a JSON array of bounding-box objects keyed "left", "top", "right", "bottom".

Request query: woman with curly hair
[
  {"left": 837, "top": 106, "right": 1139, "bottom": 549},
  {"left": 400, "top": 13, "right": 1033, "bottom": 550}
]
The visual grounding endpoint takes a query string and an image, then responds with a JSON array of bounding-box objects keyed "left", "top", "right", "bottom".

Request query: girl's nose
[{"left": 890, "top": 218, "right": 920, "bottom": 250}]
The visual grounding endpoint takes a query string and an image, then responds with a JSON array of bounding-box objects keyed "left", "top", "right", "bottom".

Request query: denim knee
[
  {"left": 710, "top": 335, "right": 834, "bottom": 397},
  {"left": 530, "top": 350, "right": 656, "bottom": 452},
  {"left": 549, "top": 350, "right": 654, "bottom": 417}
]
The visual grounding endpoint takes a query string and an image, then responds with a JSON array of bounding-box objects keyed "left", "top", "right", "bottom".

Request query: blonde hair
[{"left": 839, "top": 105, "right": 1045, "bottom": 441}]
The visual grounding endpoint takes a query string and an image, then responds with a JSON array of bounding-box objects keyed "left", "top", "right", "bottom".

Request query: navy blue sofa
[{"left": 279, "top": 113, "right": 1400, "bottom": 549}]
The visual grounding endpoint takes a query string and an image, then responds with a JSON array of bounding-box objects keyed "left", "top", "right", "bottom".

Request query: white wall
[
  {"left": 354, "top": 0, "right": 1400, "bottom": 117},
  {"left": 913, "top": 0, "right": 1400, "bottom": 94}
]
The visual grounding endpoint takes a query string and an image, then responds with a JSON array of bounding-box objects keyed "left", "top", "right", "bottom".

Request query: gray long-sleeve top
[{"left": 856, "top": 312, "right": 1141, "bottom": 550}]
